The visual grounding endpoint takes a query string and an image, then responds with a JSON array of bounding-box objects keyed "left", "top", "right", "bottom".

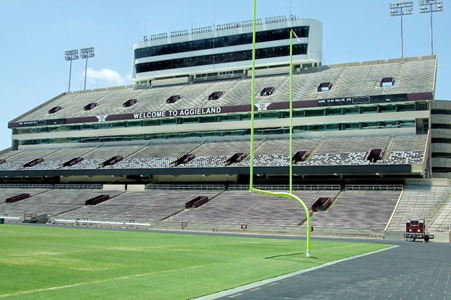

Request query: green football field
[{"left": 0, "top": 225, "right": 392, "bottom": 299}]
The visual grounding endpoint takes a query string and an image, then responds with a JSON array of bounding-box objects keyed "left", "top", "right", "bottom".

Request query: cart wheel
[
  {"left": 424, "top": 235, "right": 429, "bottom": 243},
  {"left": 410, "top": 236, "right": 416, "bottom": 242}
]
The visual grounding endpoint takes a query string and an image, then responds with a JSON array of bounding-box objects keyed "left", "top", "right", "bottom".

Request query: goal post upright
[{"left": 249, "top": 0, "right": 311, "bottom": 258}]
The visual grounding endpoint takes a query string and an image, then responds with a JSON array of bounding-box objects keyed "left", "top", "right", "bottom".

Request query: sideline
[{"left": 194, "top": 245, "right": 398, "bottom": 300}]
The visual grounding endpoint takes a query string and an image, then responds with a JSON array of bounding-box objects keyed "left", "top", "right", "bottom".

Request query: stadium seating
[
  {"left": 2, "top": 54, "right": 447, "bottom": 240},
  {"left": 0, "top": 133, "right": 429, "bottom": 171},
  {"left": 10, "top": 57, "right": 436, "bottom": 123},
  {"left": 168, "top": 190, "right": 340, "bottom": 226},
  {"left": 386, "top": 184, "right": 450, "bottom": 231},
  {"left": 310, "top": 188, "right": 401, "bottom": 229},
  {"left": 0, "top": 188, "right": 121, "bottom": 217},
  {"left": 61, "top": 190, "right": 222, "bottom": 222}
]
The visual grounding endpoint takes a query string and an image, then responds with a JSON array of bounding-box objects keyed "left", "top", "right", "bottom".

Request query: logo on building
[{"left": 96, "top": 115, "right": 108, "bottom": 122}]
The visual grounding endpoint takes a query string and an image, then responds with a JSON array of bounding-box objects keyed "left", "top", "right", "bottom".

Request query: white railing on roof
[
  {"left": 0, "top": 184, "right": 102, "bottom": 189},
  {"left": 229, "top": 184, "right": 340, "bottom": 191},
  {"left": 345, "top": 184, "right": 403, "bottom": 191},
  {"left": 146, "top": 184, "right": 225, "bottom": 190},
  {"left": 0, "top": 184, "right": 53, "bottom": 189}
]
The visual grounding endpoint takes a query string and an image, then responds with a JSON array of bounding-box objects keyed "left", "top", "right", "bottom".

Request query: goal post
[{"left": 249, "top": 0, "right": 311, "bottom": 258}]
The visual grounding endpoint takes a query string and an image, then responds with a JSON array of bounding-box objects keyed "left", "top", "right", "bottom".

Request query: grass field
[{"left": 0, "top": 225, "right": 392, "bottom": 299}]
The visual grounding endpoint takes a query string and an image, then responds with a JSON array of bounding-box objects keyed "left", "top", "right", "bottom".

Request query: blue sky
[{"left": 0, "top": 0, "right": 449, "bottom": 151}]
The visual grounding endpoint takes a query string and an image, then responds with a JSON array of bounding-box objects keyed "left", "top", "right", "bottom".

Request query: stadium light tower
[
  {"left": 80, "top": 47, "right": 95, "bottom": 90},
  {"left": 64, "top": 49, "right": 79, "bottom": 92},
  {"left": 390, "top": 1, "right": 413, "bottom": 58},
  {"left": 419, "top": 0, "right": 444, "bottom": 55}
]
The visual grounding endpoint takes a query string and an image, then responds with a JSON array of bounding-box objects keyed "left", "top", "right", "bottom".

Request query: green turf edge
[{"left": 0, "top": 225, "right": 394, "bottom": 300}]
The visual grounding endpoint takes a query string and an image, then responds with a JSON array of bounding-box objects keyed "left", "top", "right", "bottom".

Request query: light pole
[
  {"left": 419, "top": 0, "right": 444, "bottom": 55},
  {"left": 80, "top": 47, "right": 95, "bottom": 90},
  {"left": 390, "top": 1, "right": 413, "bottom": 58},
  {"left": 65, "top": 49, "right": 79, "bottom": 92}
]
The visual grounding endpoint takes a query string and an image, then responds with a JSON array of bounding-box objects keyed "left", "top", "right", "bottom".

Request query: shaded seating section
[
  {"left": 62, "top": 190, "right": 221, "bottom": 222},
  {"left": 185, "top": 196, "right": 209, "bottom": 208},
  {"left": 386, "top": 184, "right": 450, "bottom": 231},
  {"left": 169, "top": 190, "right": 339, "bottom": 226},
  {"left": 6, "top": 193, "right": 30, "bottom": 203},
  {"left": 310, "top": 189, "right": 401, "bottom": 229}
]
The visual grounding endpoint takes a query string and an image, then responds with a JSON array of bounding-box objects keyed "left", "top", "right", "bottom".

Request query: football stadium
[{"left": 1, "top": 2, "right": 451, "bottom": 299}]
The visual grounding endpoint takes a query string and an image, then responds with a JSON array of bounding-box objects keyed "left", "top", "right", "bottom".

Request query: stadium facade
[
  {"left": 1, "top": 15, "right": 450, "bottom": 241},
  {"left": 132, "top": 16, "right": 322, "bottom": 87}
]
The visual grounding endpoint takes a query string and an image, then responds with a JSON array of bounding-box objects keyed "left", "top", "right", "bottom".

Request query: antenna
[{"left": 143, "top": 18, "right": 148, "bottom": 41}]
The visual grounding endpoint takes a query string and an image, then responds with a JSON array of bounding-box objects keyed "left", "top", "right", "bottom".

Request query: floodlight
[
  {"left": 80, "top": 47, "right": 94, "bottom": 53},
  {"left": 64, "top": 49, "right": 79, "bottom": 92},
  {"left": 65, "top": 49, "right": 79, "bottom": 55},
  {"left": 419, "top": 0, "right": 444, "bottom": 55},
  {"left": 389, "top": 1, "right": 413, "bottom": 58},
  {"left": 80, "top": 47, "right": 95, "bottom": 90}
]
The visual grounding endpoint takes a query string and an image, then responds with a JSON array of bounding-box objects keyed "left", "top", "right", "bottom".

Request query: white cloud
[{"left": 85, "top": 68, "right": 130, "bottom": 86}]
